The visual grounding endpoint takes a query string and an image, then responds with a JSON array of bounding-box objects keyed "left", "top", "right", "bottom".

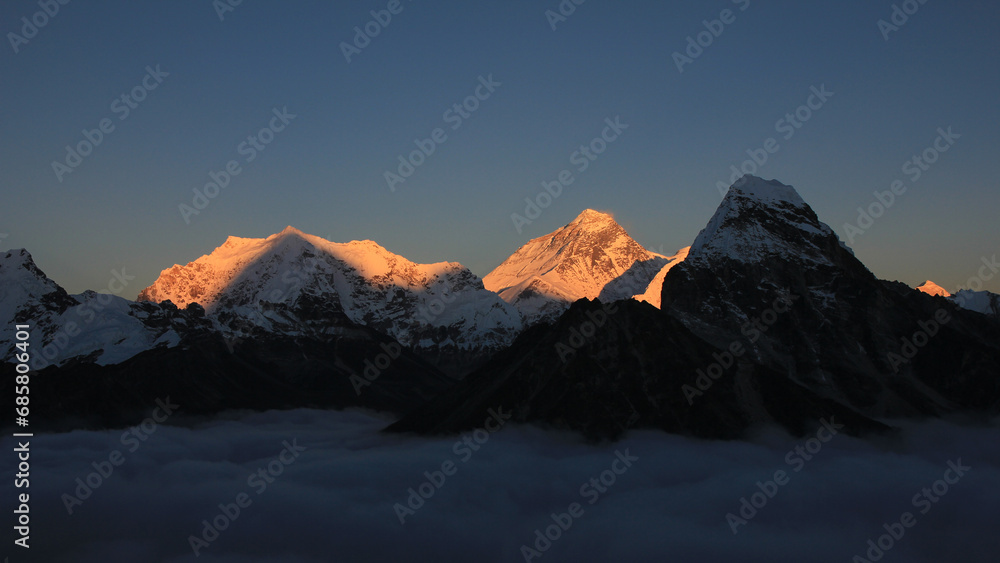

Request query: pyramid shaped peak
[
  {"left": 570, "top": 209, "right": 617, "bottom": 226},
  {"left": 687, "top": 176, "right": 841, "bottom": 265},
  {"left": 273, "top": 225, "right": 308, "bottom": 238},
  {"left": 917, "top": 280, "right": 951, "bottom": 297},
  {"left": 264, "top": 226, "right": 321, "bottom": 248}
]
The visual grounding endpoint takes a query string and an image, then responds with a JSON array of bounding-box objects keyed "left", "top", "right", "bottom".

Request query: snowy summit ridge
[{"left": 138, "top": 227, "right": 522, "bottom": 351}]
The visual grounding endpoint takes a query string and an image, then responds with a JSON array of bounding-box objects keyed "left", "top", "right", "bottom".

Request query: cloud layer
[{"left": 8, "top": 409, "right": 1000, "bottom": 562}]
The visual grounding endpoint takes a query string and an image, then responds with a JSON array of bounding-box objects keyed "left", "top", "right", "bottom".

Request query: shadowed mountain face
[
  {"left": 387, "top": 299, "right": 890, "bottom": 441},
  {"left": 3, "top": 323, "right": 455, "bottom": 433},
  {"left": 660, "top": 176, "right": 1000, "bottom": 417}
]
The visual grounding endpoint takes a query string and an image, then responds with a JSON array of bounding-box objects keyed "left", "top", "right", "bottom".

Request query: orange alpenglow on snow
[
  {"left": 484, "top": 209, "right": 687, "bottom": 322},
  {"left": 916, "top": 280, "right": 951, "bottom": 298}
]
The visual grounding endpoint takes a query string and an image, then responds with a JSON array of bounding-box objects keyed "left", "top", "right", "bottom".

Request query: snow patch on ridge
[{"left": 633, "top": 247, "right": 691, "bottom": 308}]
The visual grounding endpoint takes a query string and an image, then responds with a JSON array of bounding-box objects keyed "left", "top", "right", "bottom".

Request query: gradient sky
[{"left": 2, "top": 0, "right": 998, "bottom": 296}]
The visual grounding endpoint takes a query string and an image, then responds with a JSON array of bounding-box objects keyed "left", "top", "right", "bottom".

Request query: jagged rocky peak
[
  {"left": 686, "top": 175, "right": 846, "bottom": 267},
  {"left": 2, "top": 248, "right": 50, "bottom": 282},
  {"left": 2, "top": 248, "right": 32, "bottom": 266},
  {"left": 662, "top": 175, "right": 876, "bottom": 320},
  {"left": 0, "top": 249, "right": 72, "bottom": 310},
  {"left": 484, "top": 209, "right": 674, "bottom": 323}
]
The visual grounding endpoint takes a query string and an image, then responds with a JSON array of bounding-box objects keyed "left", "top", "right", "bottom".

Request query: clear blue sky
[{"left": 2, "top": 0, "right": 998, "bottom": 295}]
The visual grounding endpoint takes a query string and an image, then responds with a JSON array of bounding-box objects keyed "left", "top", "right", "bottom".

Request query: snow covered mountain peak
[
  {"left": 917, "top": 280, "right": 951, "bottom": 298},
  {"left": 569, "top": 208, "right": 616, "bottom": 227},
  {"left": 1, "top": 249, "right": 67, "bottom": 309},
  {"left": 687, "top": 175, "right": 840, "bottom": 266},
  {"left": 727, "top": 174, "right": 808, "bottom": 207},
  {"left": 2, "top": 248, "right": 50, "bottom": 283},
  {"left": 484, "top": 210, "right": 674, "bottom": 323},
  {"left": 2, "top": 248, "right": 33, "bottom": 267},
  {"left": 138, "top": 227, "right": 522, "bottom": 352},
  {"left": 273, "top": 225, "right": 305, "bottom": 237}
]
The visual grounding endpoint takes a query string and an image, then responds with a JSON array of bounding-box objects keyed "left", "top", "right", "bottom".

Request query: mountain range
[
  {"left": 3, "top": 175, "right": 998, "bottom": 438},
  {"left": 917, "top": 280, "right": 1000, "bottom": 319}
]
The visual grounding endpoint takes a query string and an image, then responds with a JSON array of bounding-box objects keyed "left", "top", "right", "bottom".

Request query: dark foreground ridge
[{"left": 386, "top": 298, "right": 894, "bottom": 441}]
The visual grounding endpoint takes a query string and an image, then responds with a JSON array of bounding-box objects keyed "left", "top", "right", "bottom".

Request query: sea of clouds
[{"left": 6, "top": 408, "right": 999, "bottom": 562}]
